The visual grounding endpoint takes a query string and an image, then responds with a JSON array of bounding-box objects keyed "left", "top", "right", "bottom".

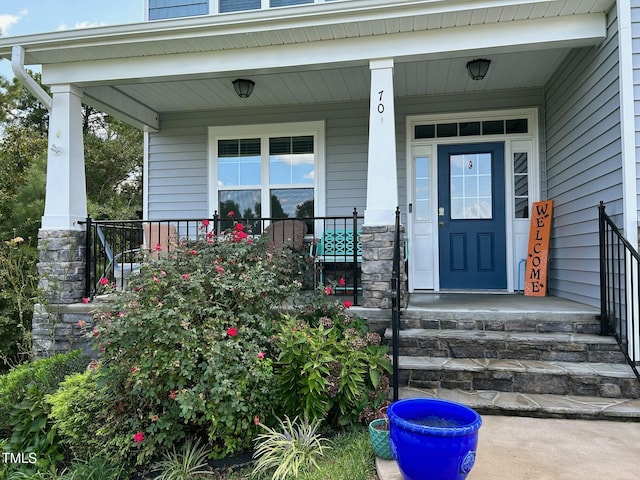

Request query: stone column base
[
  {"left": 361, "top": 225, "right": 407, "bottom": 309},
  {"left": 37, "top": 229, "right": 86, "bottom": 305}
]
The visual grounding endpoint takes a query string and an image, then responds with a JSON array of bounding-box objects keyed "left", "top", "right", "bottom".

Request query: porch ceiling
[
  {"left": 89, "top": 48, "right": 569, "bottom": 112},
  {"left": 0, "top": 0, "right": 612, "bottom": 123}
]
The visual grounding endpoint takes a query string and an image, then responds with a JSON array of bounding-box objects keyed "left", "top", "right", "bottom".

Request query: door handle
[{"left": 439, "top": 221, "right": 445, "bottom": 226}]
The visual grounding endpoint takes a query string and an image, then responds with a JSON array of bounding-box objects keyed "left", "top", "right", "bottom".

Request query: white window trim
[{"left": 208, "top": 121, "right": 326, "bottom": 218}]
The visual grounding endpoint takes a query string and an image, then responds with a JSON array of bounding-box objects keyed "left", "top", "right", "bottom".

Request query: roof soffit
[{"left": 0, "top": 0, "right": 613, "bottom": 66}]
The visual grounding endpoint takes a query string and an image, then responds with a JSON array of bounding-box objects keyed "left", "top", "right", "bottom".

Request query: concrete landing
[{"left": 377, "top": 414, "right": 640, "bottom": 480}]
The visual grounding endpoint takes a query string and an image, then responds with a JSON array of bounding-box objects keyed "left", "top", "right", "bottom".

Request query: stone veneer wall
[
  {"left": 33, "top": 229, "right": 88, "bottom": 359},
  {"left": 32, "top": 303, "right": 95, "bottom": 359},
  {"left": 36, "top": 230, "right": 86, "bottom": 304},
  {"left": 360, "top": 225, "right": 407, "bottom": 309}
]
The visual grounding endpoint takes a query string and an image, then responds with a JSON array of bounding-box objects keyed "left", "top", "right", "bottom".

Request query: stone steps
[
  {"left": 395, "top": 356, "right": 640, "bottom": 399},
  {"left": 399, "top": 312, "right": 601, "bottom": 334},
  {"left": 386, "top": 328, "right": 627, "bottom": 364},
  {"left": 371, "top": 298, "right": 640, "bottom": 420}
]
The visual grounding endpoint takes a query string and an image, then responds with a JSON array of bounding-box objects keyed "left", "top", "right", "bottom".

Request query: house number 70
[{"left": 377, "top": 90, "right": 384, "bottom": 114}]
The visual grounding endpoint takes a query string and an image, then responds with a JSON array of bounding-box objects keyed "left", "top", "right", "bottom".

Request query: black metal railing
[
  {"left": 599, "top": 202, "right": 640, "bottom": 381},
  {"left": 391, "top": 206, "right": 402, "bottom": 401},
  {"left": 81, "top": 211, "right": 364, "bottom": 305}
]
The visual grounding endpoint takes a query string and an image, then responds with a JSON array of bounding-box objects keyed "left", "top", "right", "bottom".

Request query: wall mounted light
[
  {"left": 466, "top": 59, "right": 491, "bottom": 81},
  {"left": 232, "top": 78, "right": 255, "bottom": 98}
]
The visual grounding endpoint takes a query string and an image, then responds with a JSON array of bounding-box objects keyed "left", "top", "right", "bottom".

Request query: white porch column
[
  {"left": 42, "top": 84, "right": 87, "bottom": 230},
  {"left": 364, "top": 58, "right": 398, "bottom": 226}
]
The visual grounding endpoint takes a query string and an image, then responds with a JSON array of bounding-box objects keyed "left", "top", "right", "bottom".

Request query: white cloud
[
  {"left": 0, "top": 10, "right": 26, "bottom": 36},
  {"left": 57, "top": 21, "right": 106, "bottom": 31}
]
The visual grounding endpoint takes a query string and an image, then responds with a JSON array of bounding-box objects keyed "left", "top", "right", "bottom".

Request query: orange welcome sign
[{"left": 524, "top": 200, "right": 553, "bottom": 296}]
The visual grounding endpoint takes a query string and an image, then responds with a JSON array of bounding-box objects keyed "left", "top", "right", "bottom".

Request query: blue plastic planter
[{"left": 387, "top": 398, "right": 482, "bottom": 480}]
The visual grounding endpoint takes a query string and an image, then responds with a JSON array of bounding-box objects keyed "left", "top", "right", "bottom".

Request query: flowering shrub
[
  {"left": 0, "top": 235, "right": 39, "bottom": 369},
  {"left": 273, "top": 293, "right": 391, "bottom": 428},
  {"left": 86, "top": 221, "right": 304, "bottom": 465}
]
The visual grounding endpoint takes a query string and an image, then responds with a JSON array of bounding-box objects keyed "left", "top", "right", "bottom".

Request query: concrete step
[
  {"left": 398, "top": 386, "right": 640, "bottom": 421},
  {"left": 385, "top": 328, "right": 627, "bottom": 364},
  {"left": 396, "top": 356, "right": 640, "bottom": 399}
]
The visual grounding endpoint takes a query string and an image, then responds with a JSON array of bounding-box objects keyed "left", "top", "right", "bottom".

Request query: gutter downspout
[{"left": 11, "top": 45, "right": 52, "bottom": 111}]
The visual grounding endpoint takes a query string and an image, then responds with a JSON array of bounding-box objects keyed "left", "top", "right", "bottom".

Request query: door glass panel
[
  {"left": 450, "top": 153, "right": 492, "bottom": 219},
  {"left": 514, "top": 152, "right": 529, "bottom": 218},
  {"left": 414, "top": 156, "right": 430, "bottom": 221}
]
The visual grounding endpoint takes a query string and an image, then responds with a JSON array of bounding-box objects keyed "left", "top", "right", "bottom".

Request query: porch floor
[{"left": 405, "top": 292, "right": 598, "bottom": 315}]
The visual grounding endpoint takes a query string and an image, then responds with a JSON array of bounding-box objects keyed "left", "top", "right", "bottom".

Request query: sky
[{"left": 0, "top": 0, "right": 144, "bottom": 79}]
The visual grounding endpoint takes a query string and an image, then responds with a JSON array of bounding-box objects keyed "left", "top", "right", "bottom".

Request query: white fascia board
[
  {"left": 82, "top": 85, "right": 160, "bottom": 131},
  {"left": 0, "top": 1, "right": 596, "bottom": 54},
  {"left": 42, "top": 13, "right": 605, "bottom": 85}
]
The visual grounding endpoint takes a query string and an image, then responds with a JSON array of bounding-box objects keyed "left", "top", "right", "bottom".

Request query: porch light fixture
[
  {"left": 466, "top": 59, "right": 491, "bottom": 81},
  {"left": 232, "top": 78, "right": 255, "bottom": 98}
]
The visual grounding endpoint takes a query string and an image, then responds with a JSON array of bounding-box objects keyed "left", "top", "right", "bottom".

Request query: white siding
[
  {"left": 148, "top": 89, "right": 544, "bottom": 224},
  {"left": 544, "top": 6, "right": 623, "bottom": 306},
  {"left": 631, "top": 0, "right": 640, "bottom": 220}
]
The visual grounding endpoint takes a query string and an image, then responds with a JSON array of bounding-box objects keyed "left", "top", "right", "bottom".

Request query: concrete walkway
[{"left": 377, "top": 415, "right": 640, "bottom": 480}]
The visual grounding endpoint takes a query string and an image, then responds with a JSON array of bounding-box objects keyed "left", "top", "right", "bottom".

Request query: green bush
[
  {"left": 88, "top": 220, "right": 303, "bottom": 466},
  {"left": 273, "top": 294, "right": 391, "bottom": 428},
  {"left": 0, "top": 351, "right": 88, "bottom": 472},
  {"left": 45, "top": 370, "right": 108, "bottom": 462},
  {"left": 0, "top": 351, "right": 88, "bottom": 438}
]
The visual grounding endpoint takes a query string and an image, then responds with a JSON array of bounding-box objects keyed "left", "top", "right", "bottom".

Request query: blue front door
[{"left": 437, "top": 143, "right": 507, "bottom": 289}]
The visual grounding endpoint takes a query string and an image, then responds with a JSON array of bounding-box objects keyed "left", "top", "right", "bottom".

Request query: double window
[{"left": 210, "top": 122, "right": 324, "bottom": 222}]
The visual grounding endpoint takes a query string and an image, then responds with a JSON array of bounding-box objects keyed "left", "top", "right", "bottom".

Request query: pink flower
[
  {"left": 182, "top": 273, "right": 191, "bottom": 280},
  {"left": 216, "top": 265, "right": 224, "bottom": 274},
  {"left": 130, "top": 367, "right": 140, "bottom": 374},
  {"left": 98, "top": 277, "right": 109, "bottom": 286},
  {"left": 339, "top": 277, "right": 346, "bottom": 286},
  {"left": 190, "top": 249, "right": 198, "bottom": 255},
  {"left": 324, "top": 286, "right": 332, "bottom": 295},
  {"left": 233, "top": 231, "right": 248, "bottom": 242},
  {"left": 155, "top": 243, "right": 162, "bottom": 252},
  {"left": 254, "top": 415, "right": 261, "bottom": 426},
  {"left": 133, "top": 432, "right": 144, "bottom": 443},
  {"left": 152, "top": 275, "right": 160, "bottom": 282},
  {"left": 257, "top": 351, "right": 266, "bottom": 359},
  {"left": 227, "top": 211, "right": 235, "bottom": 217},
  {"left": 82, "top": 297, "right": 89, "bottom": 304},
  {"left": 201, "top": 219, "right": 210, "bottom": 227},
  {"left": 169, "top": 390, "right": 178, "bottom": 400},
  {"left": 227, "top": 327, "right": 238, "bottom": 337},
  {"left": 343, "top": 300, "right": 353, "bottom": 309},
  {"left": 235, "top": 223, "right": 244, "bottom": 232},
  {"left": 93, "top": 328, "right": 99, "bottom": 337},
  {"left": 117, "top": 311, "right": 126, "bottom": 317}
]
